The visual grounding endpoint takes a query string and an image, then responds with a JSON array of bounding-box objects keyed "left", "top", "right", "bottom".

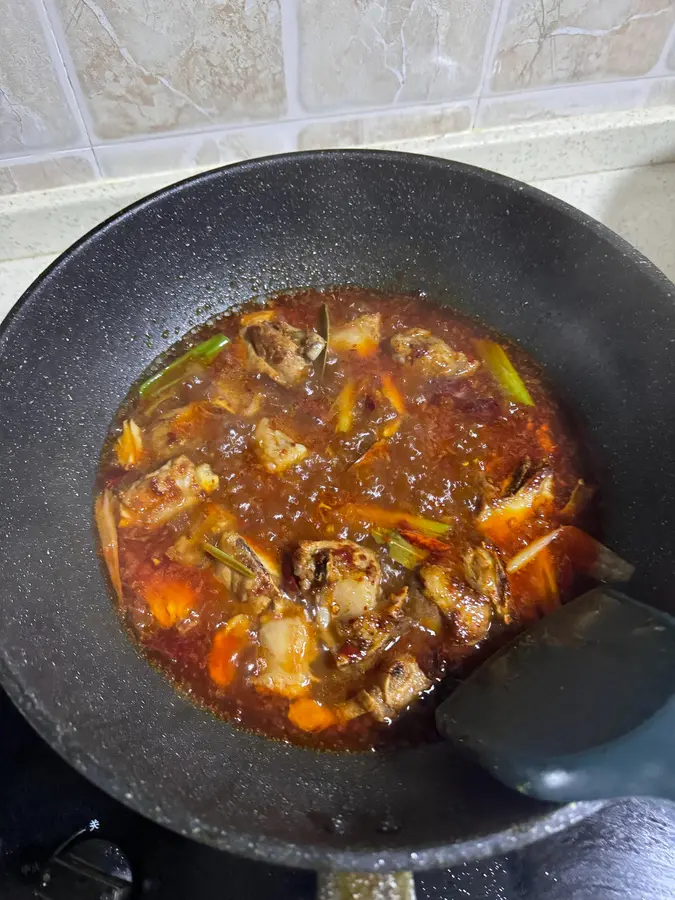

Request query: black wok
[{"left": 1, "top": 151, "right": 674, "bottom": 873}]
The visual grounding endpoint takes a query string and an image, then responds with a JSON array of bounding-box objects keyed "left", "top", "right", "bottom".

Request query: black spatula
[{"left": 436, "top": 587, "right": 675, "bottom": 803}]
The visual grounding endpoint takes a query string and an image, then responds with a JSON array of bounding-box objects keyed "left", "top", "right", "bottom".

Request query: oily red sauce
[{"left": 96, "top": 288, "right": 593, "bottom": 751}]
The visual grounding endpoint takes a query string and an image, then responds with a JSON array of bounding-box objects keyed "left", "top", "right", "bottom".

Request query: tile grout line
[
  {"left": 0, "top": 147, "right": 96, "bottom": 167},
  {"left": 5, "top": 67, "right": 675, "bottom": 168},
  {"left": 280, "top": 0, "right": 303, "bottom": 130},
  {"left": 4, "top": 82, "right": 675, "bottom": 172},
  {"left": 650, "top": 17, "right": 675, "bottom": 77},
  {"left": 4, "top": 87, "right": 675, "bottom": 173},
  {"left": 29, "top": 0, "right": 92, "bottom": 156},
  {"left": 69, "top": 100, "right": 481, "bottom": 159},
  {"left": 37, "top": 0, "right": 102, "bottom": 172},
  {"left": 475, "top": 0, "right": 509, "bottom": 124},
  {"left": 3, "top": 109, "right": 675, "bottom": 218}
]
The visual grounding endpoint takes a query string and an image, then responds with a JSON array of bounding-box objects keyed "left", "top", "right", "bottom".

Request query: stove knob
[{"left": 37, "top": 837, "right": 133, "bottom": 900}]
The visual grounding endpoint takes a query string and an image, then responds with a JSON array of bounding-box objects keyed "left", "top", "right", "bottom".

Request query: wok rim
[{"left": 3, "top": 148, "right": 667, "bottom": 870}]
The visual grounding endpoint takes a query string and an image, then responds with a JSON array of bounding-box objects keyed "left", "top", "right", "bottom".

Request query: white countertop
[{"left": 2, "top": 108, "right": 675, "bottom": 321}]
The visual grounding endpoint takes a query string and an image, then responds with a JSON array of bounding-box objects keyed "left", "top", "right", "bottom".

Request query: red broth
[{"left": 95, "top": 288, "right": 594, "bottom": 750}]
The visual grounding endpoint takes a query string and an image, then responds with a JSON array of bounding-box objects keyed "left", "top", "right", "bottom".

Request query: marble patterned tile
[
  {"left": 51, "top": 0, "right": 286, "bottom": 141},
  {"left": 95, "top": 125, "right": 292, "bottom": 178},
  {"left": 0, "top": 0, "right": 84, "bottom": 156},
  {"left": 646, "top": 75, "right": 675, "bottom": 106},
  {"left": 0, "top": 152, "right": 97, "bottom": 196},
  {"left": 298, "top": 104, "right": 472, "bottom": 149},
  {"left": 490, "top": 0, "right": 675, "bottom": 94},
  {"left": 477, "top": 79, "right": 650, "bottom": 127},
  {"left": 298, "top": 0, "right": 498, "bottom": 113}
]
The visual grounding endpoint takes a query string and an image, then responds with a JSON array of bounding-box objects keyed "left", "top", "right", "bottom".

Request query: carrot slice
[
  {"left": 351, "top": 439, "right": 390, "bottom": 468},
  {"left": 399, "top": 529, "right": 451, "bottom": 554},
  {"left": 335, "top": 380, "right": 358, "bottom": 433},
  {"left": 240, "top": 309, "right": 277, "bottom": 327},
  {"left": 536, "top": 423, "right": 556, "bottom": 455},
  {"left": 208, "top": 615, "right": 251, "bottom": 687},
  {"left": 288, "top": 698, "right": 337, "bottom": 733},
  {"left": 380, "top": 373, "right": 406, "bottom": 415},
  {"left": 142, "top": 576, "right": 196, "bottom": 628},
  {"left": 381, "top": 416, "right": 402, "bottom": 439}
]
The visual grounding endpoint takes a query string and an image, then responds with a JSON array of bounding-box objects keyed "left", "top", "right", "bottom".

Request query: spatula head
[{"left": 436, "top": 588, "right": 675, "bottom": 802}]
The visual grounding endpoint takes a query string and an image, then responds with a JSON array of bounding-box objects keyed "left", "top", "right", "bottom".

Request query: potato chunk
[
  {"left": 253, "top": 616, "right": 316, "bottom": 698},
  {"left": 331, "top": 314, "right": 381, "bottom": 357},
  {"left": 254, "top": 418, "right": 308, "bottom": 473}
]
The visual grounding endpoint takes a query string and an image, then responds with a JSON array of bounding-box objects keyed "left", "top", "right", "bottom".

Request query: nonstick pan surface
[{"left": 1, "top": 151, "right": 673, "bottom": 869}]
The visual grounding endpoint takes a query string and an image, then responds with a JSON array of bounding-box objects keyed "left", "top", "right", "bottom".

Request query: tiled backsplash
[{"left": 1, "top": 0, "right": 675, "bottom": 194}]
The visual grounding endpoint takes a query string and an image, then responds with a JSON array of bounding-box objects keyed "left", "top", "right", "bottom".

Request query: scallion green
[
  {"left": 475, "top": 339, "right": 534, "bottom": 407},
  {"left": 139, "top": 334, "right": 230, "bottom": 398}
]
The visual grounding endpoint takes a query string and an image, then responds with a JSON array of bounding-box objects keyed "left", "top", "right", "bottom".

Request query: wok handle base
[{"left": 318, "top": 871, "right": 415, "bottom": 900}]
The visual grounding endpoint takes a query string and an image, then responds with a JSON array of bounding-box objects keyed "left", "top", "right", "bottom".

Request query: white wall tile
[
  {"left": 477, "top": 79, "right": 651, "bottom": 127},
  {"left": 0, "top": 0, "right": 85, "bottom": 157},
  {"left": 49, "top": 0, "right": 286, "bottom": 141},
  {"left": 0, "top": 150, "right": 97, "bottom": 195},
  {"left": 94, "top": 125, "right": 293, "bottom": 178},
  {"left": 298, "top": 0, "right": 499, "bottom": 113},
  {"left": 490, "top": 0, "right": 675, "bottom": 94},
  {"left": 298, "top": 104, "right": 473, "bottom": 149}
]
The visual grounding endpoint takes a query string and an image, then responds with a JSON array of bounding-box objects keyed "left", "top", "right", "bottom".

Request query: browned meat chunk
[
  {"left": 254, "top": 418, "right": 308, "bottom": 473},
  {"left": 332, "top": 586, "right": 409, "bottom": 668},
  {"left": 358, "top": 654, "right": 431, "bottom": 722},
  {"left": 331, "top": 314, "right": 381, "bottom": 356},
  {"left": 420, "top": 564, "right": 492, "bottom": 645},
  {"left": 209, "top": 372, "right": 262, "bottom": 417},
  {"left": 501, "top": 457, "right": 536, "bottom": 496},
  {"left": 463, "top": 544, "right": 510, "bottom": 620},
  {"left": 243, "top": 317, "right": 325, "bottom": 387},
  {"left": 293, "top": 540, "right": 381, "bottom": 617},
  {"left": 407, "top": 584, "right": 444, "bottom": 634},
  {"left": 166, "top": 503, "right": 235, "bottom": 567},
  {"left": 213, "top": 532, "right": 286, "bottom": 616},
  {"left": 118, "top": 456, "right": 218, "bottom": 528},
  {"left": 149, "top": 403, "right": 210, "bottom": 459},
  {"left": 294, "top": 539, "right": 390, "bottom": 665},
  {"left": 390, "top": 328, "right": 478, "bottom": 378},
  {"left": 335, "top": 699, "right": 367, "bottom": 723}
]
